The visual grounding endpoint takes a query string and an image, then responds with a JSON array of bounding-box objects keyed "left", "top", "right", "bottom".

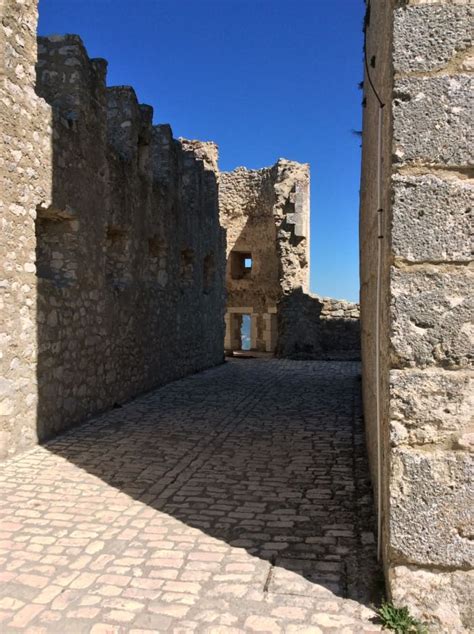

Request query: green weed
[{"left": 377, "top": 600, "right": 428, "bottom": 633}]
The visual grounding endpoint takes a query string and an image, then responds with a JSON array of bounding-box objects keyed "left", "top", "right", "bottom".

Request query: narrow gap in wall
[{"left": 241, "top": 314, "right": 251, "bottom": 351}]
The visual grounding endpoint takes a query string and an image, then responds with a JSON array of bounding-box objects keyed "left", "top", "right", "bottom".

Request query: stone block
[
  {"left": 392, "top": 175, "right": 473, "bottom": 262},
  {"left": 389, "top": 566, "right": 473, "bottom": 633},
  {"left": 389, "top": 369, "right": 473, "bottom": 447},
  {"left": 393, "top": 75, "right": 472, "bottom": 166},
  {"left": 390, "top": 448, "right": 474, "bottom": 568},
  {"left": 393, "top": 5, "right": 472, "bottom": 73},
  {"left": 390, "top": 268, "right": 473, "bottom": 368}
]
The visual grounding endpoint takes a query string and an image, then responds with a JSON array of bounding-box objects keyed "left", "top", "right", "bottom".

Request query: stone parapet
[{"left": 276, "top": 291, "right": 360, "bottom": 359}]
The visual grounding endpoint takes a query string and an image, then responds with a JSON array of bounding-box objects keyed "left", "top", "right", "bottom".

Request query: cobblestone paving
[{"left": 0, "top": 359, "right": 382, "bottom": 633}]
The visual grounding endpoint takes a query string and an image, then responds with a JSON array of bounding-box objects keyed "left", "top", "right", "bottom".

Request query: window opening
[{"left": 230, "top": 251, "right": 253, "bottom": 279}]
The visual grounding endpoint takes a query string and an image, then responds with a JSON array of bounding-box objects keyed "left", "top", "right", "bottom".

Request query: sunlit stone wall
[{"left": 360, "top": 1, "right": 473, "bottom": 630}]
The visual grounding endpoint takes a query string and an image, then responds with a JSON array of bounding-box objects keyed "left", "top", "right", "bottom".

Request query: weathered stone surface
[
  {"left": 0, "top": 0, "right": 52, "bottom": 458},
  {"left": 390, "top": 268, "right": 473, "bottom": 368},
  {"left": 359, "top": 0, "right": 394, "bottom": 515},
  {"left": 219, "top": 160, "right": 310, "bottom": 353},
  {"left": 393, "top": 75, "right": 473, "bottom": 166},
  {"left": 390, "top": 369, "right": 474, "bottom": 447},
  {"left": 390, "top": 448, "right": 474, "bottom": 568},
  {"left": 362, "top": 2, "right": 474, "bottom": 628},
  {"left": 389, "top": 566, "right": 473, "bottom": 634},
  {"left": 392, "top": 175, "right": 473, "bottom": 262},
  {"left": 393, "top": 4, "right": 473, "bottom": 73}
]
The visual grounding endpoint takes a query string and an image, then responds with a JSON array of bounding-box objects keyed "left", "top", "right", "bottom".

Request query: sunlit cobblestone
[{"left": 0, "top": 359, "right": 381, "bottom": 632}]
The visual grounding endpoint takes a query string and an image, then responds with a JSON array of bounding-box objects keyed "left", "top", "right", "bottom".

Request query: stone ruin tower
[
  {"left": 219, "top": 160, "right": 310, "bottom": 353},
  {"left": 219, "top": 163, "right": 361, "bottom": 358}
]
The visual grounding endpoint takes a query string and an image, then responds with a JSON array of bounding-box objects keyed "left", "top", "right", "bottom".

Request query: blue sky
[{"left": 38, "top": 0, "right": 364, "bottom": 302}]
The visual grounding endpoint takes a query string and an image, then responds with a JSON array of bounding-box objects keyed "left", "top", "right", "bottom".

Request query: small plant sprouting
[{"left": 377, "top": 600, "right": 428, "bottom": 633}]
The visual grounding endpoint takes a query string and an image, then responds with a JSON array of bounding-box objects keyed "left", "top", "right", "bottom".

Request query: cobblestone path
[{"left": 0, "top": 359, "right": 381, "bottom": 633}]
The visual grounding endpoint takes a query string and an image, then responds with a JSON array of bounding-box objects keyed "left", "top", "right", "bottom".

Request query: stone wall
[
  {"left": 0, "top": 0, "right": 53, "bottom": 458},
  {"left": 220, "top": 160, "right": 310, "bottom": 352},
  {"left": 360, "top": 1, "right": 473, "bottom": 630},
  {"left": 276, "top": 291, "right": 360, "bottom": 359},
  {"left": 0, "top": 2, "right": 225, "bottom": 458}
]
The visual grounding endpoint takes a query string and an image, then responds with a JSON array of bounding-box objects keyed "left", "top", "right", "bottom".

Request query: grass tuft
[{"left": 377, "top": 600, "right": 428, "bottom": 633}]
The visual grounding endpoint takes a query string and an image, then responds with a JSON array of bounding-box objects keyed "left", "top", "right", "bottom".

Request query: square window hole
[{"left": 230, "top": 251, "right": 253, "bottom": 279}]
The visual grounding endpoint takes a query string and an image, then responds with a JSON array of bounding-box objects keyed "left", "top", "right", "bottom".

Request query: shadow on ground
[{"left": 44, "top": 359, "right": 381, "bottom": 606}]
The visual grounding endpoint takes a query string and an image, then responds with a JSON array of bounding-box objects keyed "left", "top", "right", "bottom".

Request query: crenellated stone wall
[
  {"left": 0, "top": 4, "right": 225, "bottom": 459},
  {"left": 360, "top": 1, "right": 473, "bottom": 630}
]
